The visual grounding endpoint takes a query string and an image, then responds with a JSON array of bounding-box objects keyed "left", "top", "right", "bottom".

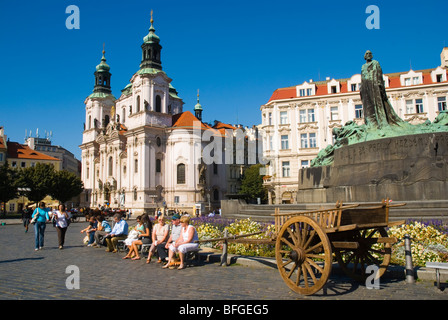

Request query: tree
[
  {"left": 16, "top": 163, "right": 56, "bottom": 204},
  {"left": 0, "top": 162, "right": 18, "bottom": 214},
  {"left": 49, "top": 170, "right": 84, "bottom": 204},
  {"left": 238, "top": 164, "right": 267, "bottom": 203}
]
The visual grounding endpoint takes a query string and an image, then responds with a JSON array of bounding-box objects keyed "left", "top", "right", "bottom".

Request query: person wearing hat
[{"left": 157, "top": 214, "right": 182, "bottom": 263}]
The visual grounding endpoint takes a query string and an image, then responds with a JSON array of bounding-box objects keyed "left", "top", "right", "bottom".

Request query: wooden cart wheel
[
  {"left": 333, "top": 227, "right": 391, "bottom": 282},
  {"left": 275, "top": 216, "right": 332, "bottom": 295}
]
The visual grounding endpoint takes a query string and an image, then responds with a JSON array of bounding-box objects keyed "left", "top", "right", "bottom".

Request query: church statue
[{"left": 360, "top": 50, "right": 404, "bottom": 129}]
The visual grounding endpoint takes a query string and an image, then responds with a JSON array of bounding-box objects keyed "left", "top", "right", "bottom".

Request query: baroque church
[{"left": 79, "top": 14, "right": 247, "bottom": 215}]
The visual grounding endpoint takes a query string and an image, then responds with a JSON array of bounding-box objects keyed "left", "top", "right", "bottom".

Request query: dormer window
[
  {"left": 327, "top": 79, "right": 340, "bottom": 94},
  {"left": 431, "top": 67, "right": 447, "bottom": 83},
  {"left": 296, "top": 82, "right": 315, "bottom": 97},
  {"left": 401, "top": 70, "right": 423, "bottom": 86}
]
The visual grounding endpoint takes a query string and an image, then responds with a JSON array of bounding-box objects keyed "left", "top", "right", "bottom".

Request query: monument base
[{"left": 298, "top": 132, "right": 448, "bottom": 203}]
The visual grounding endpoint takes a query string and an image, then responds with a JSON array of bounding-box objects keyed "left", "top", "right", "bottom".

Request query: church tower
[
  {"left": 140, "top": 10, "right": 162, "bottom": 71},
  {"left": 194, "top": 90, "right": 203, "bottom": 121},
  {"left": 81, "top": 46, "right": 116, "bottom": 144},
  {"left": 93, "top": 46, "right": 112, "bottom": 94}
]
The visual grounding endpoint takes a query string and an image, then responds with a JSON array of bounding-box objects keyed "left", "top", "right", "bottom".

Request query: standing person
[
  {"left": 21, "top": 206, "right": 32, "bottom": 233},
  {"left": 52, "top": 204, "right": 71, "bottom": 249},
  {"left": 32, "top": 202, "right": 51, "bottom": 251},
  {"left": 93, "top": 216, "right": 111, "bottom": 247}
]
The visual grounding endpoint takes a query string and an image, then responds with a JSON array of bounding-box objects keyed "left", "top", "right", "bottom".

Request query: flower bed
[{"left": 192, "top": 216, "right": 448, "bottom": 266}]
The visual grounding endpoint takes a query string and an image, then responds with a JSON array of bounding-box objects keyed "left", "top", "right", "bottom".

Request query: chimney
[{"left": 441, "top": 47, "right": 448, "bottom": 68}]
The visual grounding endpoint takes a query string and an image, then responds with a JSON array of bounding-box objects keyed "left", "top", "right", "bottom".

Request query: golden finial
[
  {"left": 150, "top": 10, "right": 154, "bottom": 24},
  {"left": 102, "top": 42, "right": 105, "bottom": 55},
  {"left": 197, "top": 89, "right": 200, "bottom": 101}
]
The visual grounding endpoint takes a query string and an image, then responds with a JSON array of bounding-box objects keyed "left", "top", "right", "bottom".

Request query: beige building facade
[{"left": 261, "top": 48, "right": 448, "bottom": 204}]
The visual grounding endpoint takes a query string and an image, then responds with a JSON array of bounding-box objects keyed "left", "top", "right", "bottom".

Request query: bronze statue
[{"left": 360, "top": 50, "right": 404, "bottom": 128}]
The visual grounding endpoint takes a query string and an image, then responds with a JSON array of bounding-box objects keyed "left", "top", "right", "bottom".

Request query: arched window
[
  {"left": 122, "top": 108, "right": 126, "bottom": 123},
  {"left": 108, "top": 156, "right": 113, "bottom": 176},
  {"left": 156, "top": 95, "right": 162, "bottom": 112},
  {"left": 134, "top": 159, "right": 138, "bottom": 173},
  {"left": 136, "top": 96, "right": 140, "bottom": 112},
  {"left": 88, "top": 115, "right": 91, "bottom": 129},
  {"left": 177, "top": 163, "right": 185, "bottom": 184}
]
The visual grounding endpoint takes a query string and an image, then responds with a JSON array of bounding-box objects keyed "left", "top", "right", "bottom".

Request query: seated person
[
  {"left": 158, "top": 214, "right": 182, "bottom": 263},
  {"left": 80, "top": 215, "right": 97, "bottom": 246},
  {"left": 123, "top": 215, "right": 152, "bottom": 260},
  {"left": 104, "top": 213, "right": 129, "bottom": 253},
  {"left": 163, "top": 215, "right": 199, "bottom": 270},
  {"left": 146, "top": 216, "right": 169, "bottom": 264},
  {"left": 93, "top": 215, "right": 111, "bottom": 247}
]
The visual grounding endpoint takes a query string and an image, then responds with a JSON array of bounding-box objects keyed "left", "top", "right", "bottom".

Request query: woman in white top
[
  {"left": 51, "top": 204, "right": 71, "bottom": 249},
  {"left": 163, "top": 215, "right": 199, "bottom": 270},
  {"left": 146, "top": 216, "right": 169, "bottom": 264}
]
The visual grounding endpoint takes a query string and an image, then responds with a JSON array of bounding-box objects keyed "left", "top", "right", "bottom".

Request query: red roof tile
[{"left": 7, "top": 142, "right": 60, "bottom": 161}]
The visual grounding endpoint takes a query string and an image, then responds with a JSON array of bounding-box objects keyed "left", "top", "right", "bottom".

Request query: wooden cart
[{"left": 271, "top": 199, "right": 406, "bottom": 295}]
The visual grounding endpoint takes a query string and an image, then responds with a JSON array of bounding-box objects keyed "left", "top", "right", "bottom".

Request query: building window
[
  {"left": 351, "top": 83, "right": 359, "bottom": 91},
  {"left": 156, "top": 159, "right": 161, "bottom": 173},
  {"left": 301, "top": 133, "right": 317, "bottom": 148},
  {"left": 281, "top": 135, "right": 289, "bottom": 150},
  {"left": 213, "top": 189, "right": 219, "bottom": 201},
  {"left": 413, "top": 77, "right": 420, "bottom": 85},
  {"left": 299, "top": 110, "right": 307, "bottom": 123},
  {"left": 21, "top": 162, "right": 26, "bottom": 168},
  {"left": 282, "top": 161, "right": 290, "bottom": 177},
  {"left": 213, "top": 163, "right": 218, "bottom": 174},
  {"left": 108, "top": 157, "right": 113, "bottom": 176},
  {"left": 299, "top": 109, "right": 315, "bottom": 123},
  {"left": 11, "top": 161, "right": 17, "bottom": 168},
  {"left": 331, "top": 86, "right": 337, "bottom": 94},
  {"left": 438, "top": 97, "right": 447, "bottom": 111},
  {"left": 330, "top": 107, "right": 339, "bottom": 121},
  {"left": 404, "top": 78, "right": 411, "bottom": 86},
  {"left": 299, "top": 89, "right": 305, "bottom": 97},
  {"left": 300, "top": 134, "right": 308, "bottom": 149},
  {"left": 355, "top": 105, "right": 363, "bottom": 119},
  {"left": 136, "top": 96, "right": 141, "bottom": 112},
  {"left": 280, "top": 111, "right": 288, "bottom": 124},
  {"left": 268, "top": 113, "right": 272, "bottom": 125},
  {"left": 156, "top": 95, "right": 162, "bottom": 112},
  {"left": 415, "top": 99, "right": 424, "bottom": 113},
  {"left": 134, "top": 159, "right": 138, "bottom": 173},
  {"left": 306, "top": 88, "right": 313, "bottom": 96},
  {"left": 405, "top": 100, "right": 414, "bottom": 114},
  {"left": 437, "top": 74, "right": 443, "bottom": 83},
  {"left": 309, "top": 133, "right": 317, "bottom": 148},
  {"left": 269, "top": 136, "right": 273, "bottom": 150},
  {"left": 308, "top": 109, "right": 315, "bottom": 122},
  {"left": 301, "top": 160, "right": 309, "bottom": 168},
  {"left": 177, "top": 163, "right": 185, "bottom": 184},
  {"left": 133, "top": 188, "right": 137, "bottom": 201}
]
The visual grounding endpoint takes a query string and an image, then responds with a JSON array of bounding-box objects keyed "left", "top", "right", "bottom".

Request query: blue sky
[{"left": 0, "top": 0, "right": 446, "bottom": 160}]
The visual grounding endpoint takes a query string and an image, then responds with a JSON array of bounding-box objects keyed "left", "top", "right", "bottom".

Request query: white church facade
[{"left": 79, "top": 16, "right": 248, "bottom": 215}]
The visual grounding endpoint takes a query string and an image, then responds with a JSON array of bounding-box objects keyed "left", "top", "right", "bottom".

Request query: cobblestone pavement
[{"left": 1, "top": 221, "right": 447, "bottom": 311}]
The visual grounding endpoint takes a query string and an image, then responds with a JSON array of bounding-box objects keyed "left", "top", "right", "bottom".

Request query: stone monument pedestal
[{"left": 298, "top": 132, "right": 448, "bottom": 203}]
